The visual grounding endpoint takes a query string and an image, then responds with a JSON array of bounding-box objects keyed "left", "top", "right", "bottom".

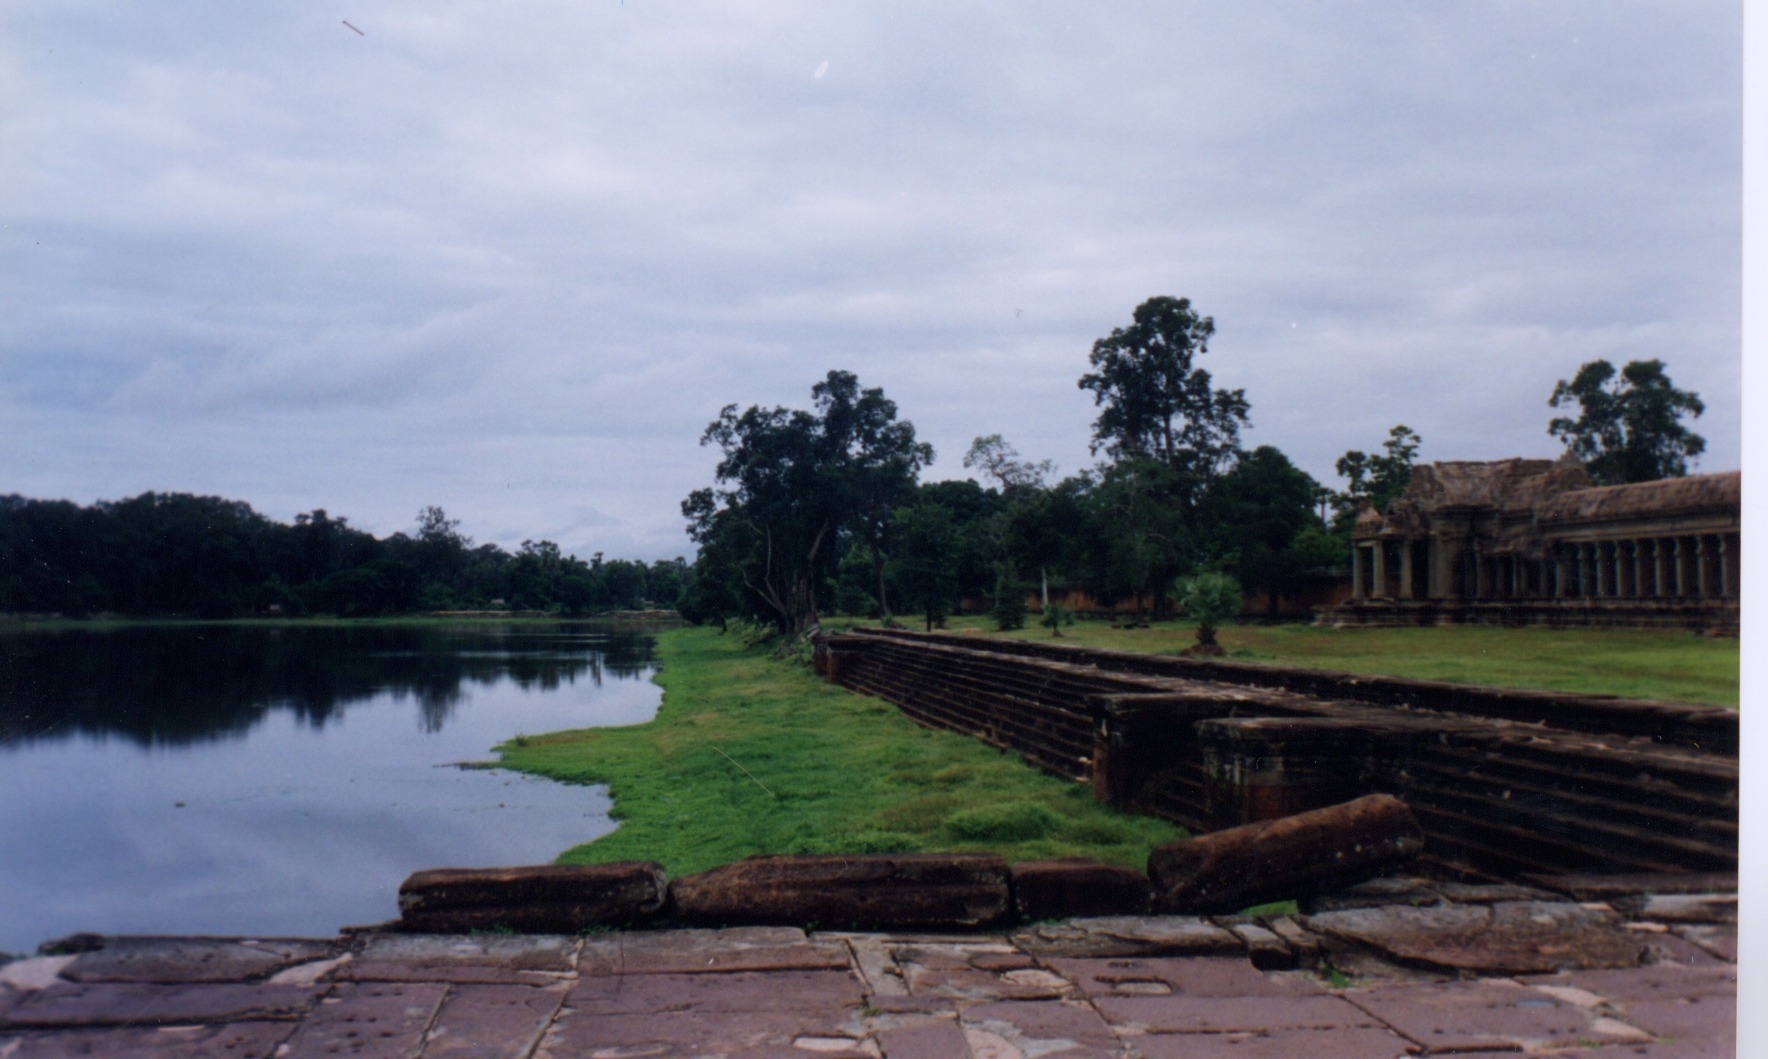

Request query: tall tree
[
  {"left": 815, "top": 372, "right": 936, "bottom": 620},
  {"left": 1548, "top": 359, "right": 1705, "bottom": 485},
  {"left": 1332, "top": 424, "right": 1421, "bottom": 532},
  {"left": 1076, "top": 296, "right": 1250, "bottom": 617},
  {"left": 1077, "top": 295, "right": 1249, "bottom": 501},
  {"left": 684, "top": 370, "right": 930, "bottom": 636}
]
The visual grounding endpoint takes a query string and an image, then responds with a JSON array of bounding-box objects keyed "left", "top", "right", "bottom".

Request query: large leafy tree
[
  {"left": 683, "top": 370, "right": 931, "bottom": 636},
  {"left": 889, "top": 500, "right": 959, "bottom": 631},
  {"left": 1077, "top": 295, "right": 1250, "bottom": 501},
  {"left": 1079, "top": 458, "right": 1193, "bottom": 619},
  {"left": 1331, "top": 424, "right": 1421, "bottom": 533},
  {"left": 1548, "top": 359, "right": 1705, "bottom": 485}
]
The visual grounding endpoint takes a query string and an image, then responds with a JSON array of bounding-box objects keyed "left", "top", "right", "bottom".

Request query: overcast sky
[{"left": 2, "top": 2, "right": 1743, "bottom": 561}]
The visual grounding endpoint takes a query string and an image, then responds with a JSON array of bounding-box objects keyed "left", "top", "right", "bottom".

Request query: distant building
[{"left": 1319, "top": 457, "right": 1739, "bottom": 632}]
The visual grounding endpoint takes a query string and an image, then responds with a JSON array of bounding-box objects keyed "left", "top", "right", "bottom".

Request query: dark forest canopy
[{"left": 0, "top": 494, "right": 685, "bottom": 619}]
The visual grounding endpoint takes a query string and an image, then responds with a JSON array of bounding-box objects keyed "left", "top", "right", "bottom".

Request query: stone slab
[
  {"left": 0, "top": 982, "right": 325, "bottom": 1028},
  {"left": 1132, "top": 1026, "right": 1418, "bottom": 1059},
  {"left": 0, "top": 957, "right": 74, "bottom": 992},
  {"left": 0, "top": 1021, "right": 296, "bottom": 1058},
  {"left": 1094, "top": 992, "right": 1376, "bottom": 1034},
  {"left": 1672, "top": 923, "right": 1738, "bottom": 962},
  {"left": 1011, "top": 915, "right": 1243, "bottom": 958},
  {"left": 565, "top": 968, "right": 865, "bottom": 1017},
  {"left": 874, "top": 1017, "right": 970, "bottom": 1059},
  {"left": 56, "top": 937, "right": 342, "bottom": 984},
  {"left": 1223, "top": 921, "right": 1296, "bottom": 969},
  {"left": 578, "top": 926, "right": 851, "bottom": 976},
  {"left": 277, "top": 981, "right": 448, "bottom": 1059},
  {"left": 892, "top": 946, "right": 1066, "bottom": 1001},
  {"left": 1040, "top": 956, "right": 1321, "bottom": 1000},
  {"left": 1304, "top": 900, "right": 1649, "bottom": 974},
  {"left": 1264, "top": 916, "right": 1324, "bottom": 965},
  {"left": 1342, "top": 979, "right": 1628, "bottom": 1053},
  {"left": 1519, "top": 963, "right": 1738, "bottom": 1003},
  {"left": 1634, "top": 893, "right": 1738, "bottom": 924},
  {"left": 539, "top": 1010, "right": 875, "bottom": 1058},
  {"left": 419, "top": 983, "right": 568, "bottom": 1059},
  {"left": 339, "top": 934, "right": 577, "bottom": 985},
  {"left": 957, "top": 999, "right": 1120, "bottom": 1056}
]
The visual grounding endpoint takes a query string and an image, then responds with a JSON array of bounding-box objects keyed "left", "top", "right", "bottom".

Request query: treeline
[
  {"left": 681, "top": 295, "right": 1706, "bottom": 634},
  {"left": 0, "top": 495, "right": 686, "bottom": 619},
  {"left": 683, "top": 298, "right": 1365, "bottom": 633}
]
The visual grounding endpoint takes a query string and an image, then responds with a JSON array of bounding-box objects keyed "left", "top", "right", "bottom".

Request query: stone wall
[{"left": 814, "top": 628, "right": 1737, "bottom": 881}]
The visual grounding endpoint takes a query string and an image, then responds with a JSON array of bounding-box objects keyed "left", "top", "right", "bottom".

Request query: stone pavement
[{"left": 0, "top": 881, "right": 1737, "bottom": 1057}]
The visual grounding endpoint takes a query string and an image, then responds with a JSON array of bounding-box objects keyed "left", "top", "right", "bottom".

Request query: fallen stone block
[
  {"left": 1008, "top": 859, "right": 1151, "bottom": 922},
  {"left": 396, "top": 862, "right": 667, "bottom": 933},
  {"left": 1148, "top": 794, "right": 1424, "bottom": 915},
  {"left": 669, "top": 854, "right": 1010, "bottom": 930}
]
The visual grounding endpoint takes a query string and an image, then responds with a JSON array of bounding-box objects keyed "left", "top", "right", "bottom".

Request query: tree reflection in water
[{"left": 0, "top": 622, "right": 660, "bottom": 748}]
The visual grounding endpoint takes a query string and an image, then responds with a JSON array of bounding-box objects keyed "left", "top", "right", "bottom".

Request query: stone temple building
[{"left": 1320, "top": 457, "right": 1740, "bottom": 632}]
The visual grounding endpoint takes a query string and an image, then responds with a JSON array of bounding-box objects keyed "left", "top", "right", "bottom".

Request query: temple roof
[
  {"left": 1541, "top": 470, "right": 1741, "bottom": 525},
  {"left": 1404, "top": 457, "right": 1589, "bottom": 512}
]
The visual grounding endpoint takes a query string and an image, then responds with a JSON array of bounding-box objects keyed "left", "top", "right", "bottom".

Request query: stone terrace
[
  {"left": 0, "top": 876, "right": 1738, "bottom": 1057},
  {"left": 817, "top": 628, "right": 1737, "bottom": 882}
]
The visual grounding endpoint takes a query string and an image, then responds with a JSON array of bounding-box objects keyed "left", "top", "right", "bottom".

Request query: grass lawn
[
  {"left": 872, "top": 614, "right": 1738, "bottom": 708},
  {"left": 496, "top": 625, "right": 1180, "bottom": 875}
]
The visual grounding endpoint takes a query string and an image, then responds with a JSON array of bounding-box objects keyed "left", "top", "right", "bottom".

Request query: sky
[{"left": 1, "top": 2, "right": 1744, "bottom": 562}]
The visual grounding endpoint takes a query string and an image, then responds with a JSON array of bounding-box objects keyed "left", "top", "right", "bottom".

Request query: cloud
[{"left": 0, "top": 2, "right": 1741, "bottom": 558}]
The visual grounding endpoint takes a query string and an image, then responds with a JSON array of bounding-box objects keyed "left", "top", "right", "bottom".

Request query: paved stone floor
[{"left": 0, "top": 886, "right": 1737, "bottom": 1057}]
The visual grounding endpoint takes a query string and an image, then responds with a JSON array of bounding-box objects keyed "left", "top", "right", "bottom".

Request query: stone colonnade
[{"left": 1351, "top": 531, "right": 1740, "bottom": 602}]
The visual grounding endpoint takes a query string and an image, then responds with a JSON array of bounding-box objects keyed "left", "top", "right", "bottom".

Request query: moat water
[{"left": 0, "top": 622, "right": 662, "bottom": 955}]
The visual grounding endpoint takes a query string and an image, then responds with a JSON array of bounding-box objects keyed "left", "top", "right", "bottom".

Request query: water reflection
[
  {"left": 0, "top": 621, "right": 663, "bottom": 953},
  {"left": 0, "top": 623, "right": 659, "bottom": 747}
]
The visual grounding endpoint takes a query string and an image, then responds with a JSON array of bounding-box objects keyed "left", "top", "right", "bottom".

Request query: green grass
[
  {"left": 862, "top": 614, "right": 1738, "bottom": 708},
  {"left": 495, "top": 626, "right": 1180, "bottom": 875}
]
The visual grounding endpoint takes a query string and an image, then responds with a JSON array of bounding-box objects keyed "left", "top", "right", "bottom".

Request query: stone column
[
  {"left": 1721, "top": 534, "right": 1737, "bottom": 597},
  {"left": 1398, "top": 541, "right": 1415, "bottom": 600},
  {"left": 1593, "top": 543, "right": 1609, "bottom": 597},
  {"left": 1696, "top": 536, "right": 1714, "bottom": 598},
  {"left": 1351, "top": 543, "right": 1365, "bottom": 600},
  {"left": 1652, "top": 539, "right": 1669, "bottom": 598},
  {"left": 1673, "top": 538, "right": 1691, "bottom": 597},
  {"left": 1372, "top": 541, "right": 1388, "bottom": 599},
  {"left": 1554, "top": 548, "right": 1570, "bottom": 598},
  {"left": 1576, "top": 544, "right": 1592, "bottom": 598},
  {"left": 1471, "top": 549, "right": 1484, "bottom": 599},
  {"left": 1629, "top": 541, "right": 1645, "bottom": 598},
  {"left": 1430, "top": 536, "right": 1456, "bottom": 599}
]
